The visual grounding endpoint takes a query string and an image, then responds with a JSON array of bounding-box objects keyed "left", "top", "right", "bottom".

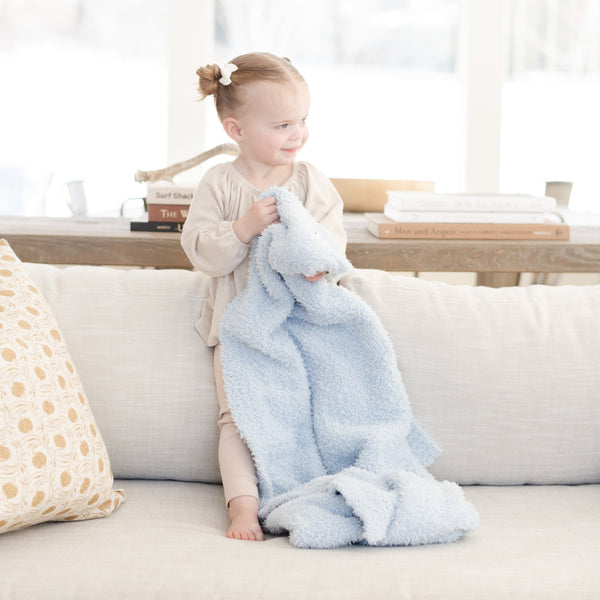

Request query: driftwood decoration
[{"left": 134, "top": 143, "right": 239, "bottom": 183}]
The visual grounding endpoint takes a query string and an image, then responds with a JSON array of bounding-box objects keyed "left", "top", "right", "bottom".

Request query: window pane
[
  {"left": 0, "top": 0, "right": 167, "bottom": 216},
  {"left": 501, "top": 0, "right": 600, "bottom": 211},
  {"left": 209, "top": 0, "right": 461, "bottom": 191},
  {"left": 509, "top": 0, "right": 600, "bottom": 76}
]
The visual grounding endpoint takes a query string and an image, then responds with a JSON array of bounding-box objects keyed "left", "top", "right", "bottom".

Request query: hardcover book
[
  {"left": 146, "top": 185, "right": 195, "bottom": 205},
  {"left": 130, "top": 218, "right": 183, "bottom": 233},
  {"left": 366, "top": 213, "right": 570, "bottom": 240},
  {"left": 383, "top": 204, "right": 548, "bottom": 224},
  {"left": 385, "top": 192, "right": 557, "bottom": 213},
  {"left": 147, "top": 204, "right": 189, "bottom": 222}
]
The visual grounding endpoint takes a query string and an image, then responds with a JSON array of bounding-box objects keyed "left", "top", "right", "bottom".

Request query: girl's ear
[{"left": 222, "top": 117, "right": 242, "bottom": 142}]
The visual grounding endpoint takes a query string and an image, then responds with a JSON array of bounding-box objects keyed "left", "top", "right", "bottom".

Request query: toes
[{"left": 227, "top": 525, "right": 265, "bottom": 541}]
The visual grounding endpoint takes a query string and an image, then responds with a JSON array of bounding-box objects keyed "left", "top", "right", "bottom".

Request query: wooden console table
[{"left": 1, "top": 216, "right": 600, "bottom": 286}]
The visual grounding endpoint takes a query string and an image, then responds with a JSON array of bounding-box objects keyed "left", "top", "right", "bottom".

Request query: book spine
[
  {"left": 130, "top": 221, "right": 184, "bottom": 232},
  {"left": 367, "top": 220, "right": 570, "bottom": 240},
  {"left": 383, "top": 204, "right": 546, "bottom": 224},
  {"left": 146, "top": 188, "right": 195, "bottom": 205},
  {"left": 385, "top": 193, "right": 556, "bottom": 213},
  {"left": 147, "top": 204, "right": 189, "bottom": 222}
]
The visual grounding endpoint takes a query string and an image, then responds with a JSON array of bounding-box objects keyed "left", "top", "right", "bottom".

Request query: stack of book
[
  {"left": 130, "top": 184, "right": 195, "bottom": 232},
  {"left": 366, "top": 192, "right": 569, "bottom": 240}
]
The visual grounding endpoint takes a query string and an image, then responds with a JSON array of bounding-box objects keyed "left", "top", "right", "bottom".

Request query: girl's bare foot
[{"left": 227, "top": 496, "right": 264, "bottom": 541}]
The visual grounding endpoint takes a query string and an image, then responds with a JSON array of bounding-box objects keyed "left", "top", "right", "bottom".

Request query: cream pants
[{"left": 213, "top": 345, "right": 259, "bottom": 505}]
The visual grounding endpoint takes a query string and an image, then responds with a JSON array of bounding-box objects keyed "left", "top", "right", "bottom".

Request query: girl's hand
[
  {"left": 233, "top": 196, "right": 279, "bottom": 244},
  {"left": 303, "top": 271, "right": 327, "bottom": 282}
]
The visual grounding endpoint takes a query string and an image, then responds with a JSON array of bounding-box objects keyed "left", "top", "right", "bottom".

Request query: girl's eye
[{"left": 277, "top": 123, "right": 288, "bottom": 129}]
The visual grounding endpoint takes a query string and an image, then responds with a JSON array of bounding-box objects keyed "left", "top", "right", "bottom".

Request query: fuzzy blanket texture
[{"left": 219, "top": 186, "right": 479, "bottom": 548}]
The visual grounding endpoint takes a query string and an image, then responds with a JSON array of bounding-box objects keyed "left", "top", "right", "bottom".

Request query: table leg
[{"left": 476, "top": 272, "right": 520, "bottom": 287}]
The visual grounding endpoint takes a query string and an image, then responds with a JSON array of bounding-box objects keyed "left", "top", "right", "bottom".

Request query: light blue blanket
[{"left": 219, "top": 187, "right": 478, "bottom": 548}]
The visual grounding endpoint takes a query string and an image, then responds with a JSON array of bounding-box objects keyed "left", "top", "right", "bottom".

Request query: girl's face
[{"left": 231, "top": 79, "right": 310, "bottom": 168}]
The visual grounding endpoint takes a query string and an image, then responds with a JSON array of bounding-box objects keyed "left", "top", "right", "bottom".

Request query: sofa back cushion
[
  {"left": 25, "top": 264, "right": 600, "bottom": 486},
  {"left": 342, "top": 269, "right": 600, "bottom": 485},
  {"left": 24, "top": 264, "right": 220, "bottom": 484}
]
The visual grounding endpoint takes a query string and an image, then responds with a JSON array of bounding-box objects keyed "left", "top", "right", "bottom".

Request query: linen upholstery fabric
[
  {"left": 0, "top": 480, "right": 597, "bottom": 600},
  {"left": 341, "top": 269, "right": 600, "bottom": 485},
  {"left": 23, "top": 261, "right": 220, "bottom": 483},
  {"left": 0, "top": 240, "right": 124, "bottom": 534},
  {"left": 22, "top": 262, "right": 600, "bottom": 487},
  {"left": 3, "top": 261, "right": 598, "bottom": 598}
]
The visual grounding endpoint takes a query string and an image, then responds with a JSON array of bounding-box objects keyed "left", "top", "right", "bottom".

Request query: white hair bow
[{"left": 219, "top": 62, "right": 238, "bottom": 85}]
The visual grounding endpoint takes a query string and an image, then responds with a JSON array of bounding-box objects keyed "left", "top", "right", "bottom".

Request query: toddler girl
[{"left": 181, "top": 52, "right": 347, "bottom": 541}]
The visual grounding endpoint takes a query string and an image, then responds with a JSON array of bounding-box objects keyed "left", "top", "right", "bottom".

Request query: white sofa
[{"left": 1, "top": 254, "right": 599, "bottom": 599}]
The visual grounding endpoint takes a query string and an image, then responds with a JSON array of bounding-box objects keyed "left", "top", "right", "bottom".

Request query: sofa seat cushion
[{"left": 0, "top": 480, "right": 597, "bottom": 599}]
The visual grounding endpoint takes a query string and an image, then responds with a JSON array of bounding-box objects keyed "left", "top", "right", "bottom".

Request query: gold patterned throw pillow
[{"left": 0, "top": 239, "right": 124, "bottom": 534}]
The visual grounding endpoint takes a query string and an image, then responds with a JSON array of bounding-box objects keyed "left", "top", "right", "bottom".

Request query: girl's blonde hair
[{"left": 196, "top": 52, "right": 306, "bottom": 121}]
